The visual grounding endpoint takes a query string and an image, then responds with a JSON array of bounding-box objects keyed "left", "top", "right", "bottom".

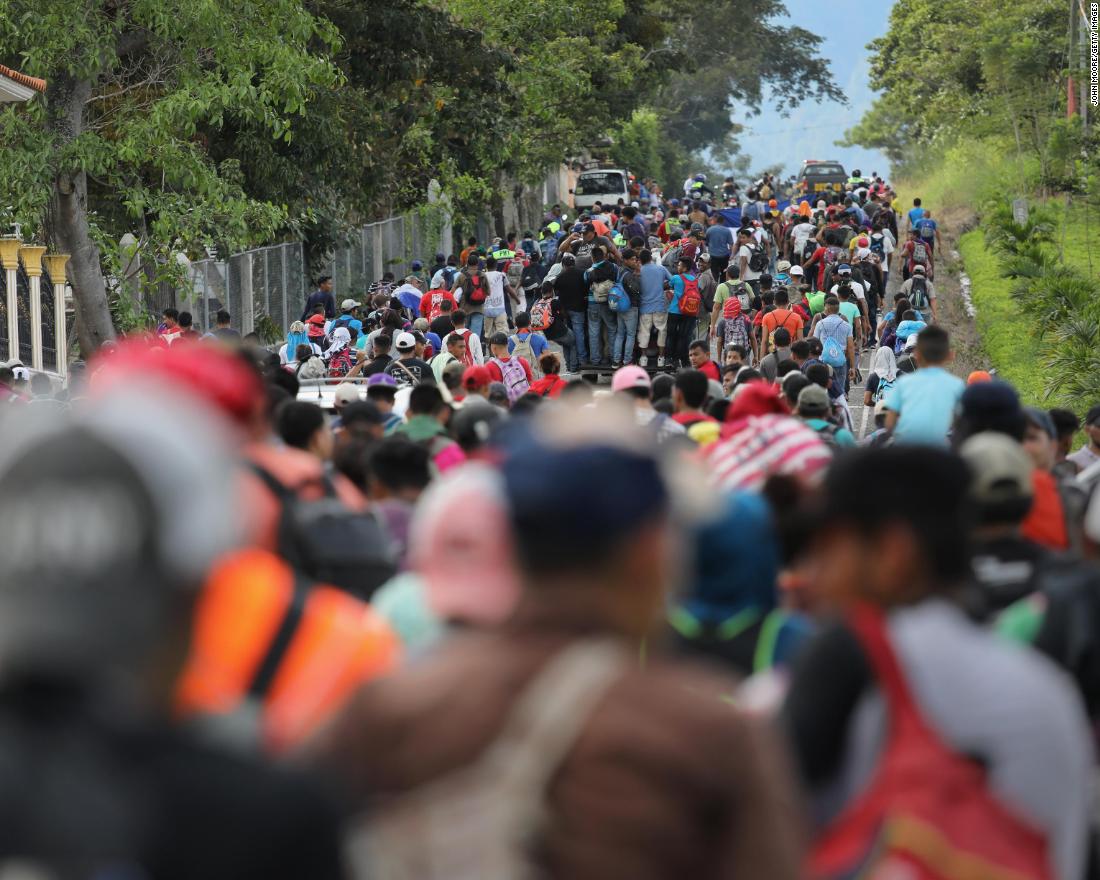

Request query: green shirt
[{"left": 838, "top": 300, "right": 860, "bottom": 328}]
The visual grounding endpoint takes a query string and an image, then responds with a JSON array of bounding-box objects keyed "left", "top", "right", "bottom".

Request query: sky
[{"left": 733, "top": 0, "right": 895, "bottom": 180}]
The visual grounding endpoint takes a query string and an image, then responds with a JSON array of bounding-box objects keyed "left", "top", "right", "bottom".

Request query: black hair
[
  {"left": 773, "top": 327, "right": 792, "bottom": 347},
  {"left": 726, "top": 344, "right": 748, "bottom": 359},
  {"left": 650, "top": 372, "right": 675, "bottom": 402},
  {"left": 373, "top": 334, "right": 392, "bottom": 353},
  {"left": 808, "top": 338, "right": 824, "bottom": 356},
  {"left": 733, "top": 368, "right": 762, "bottom": 387},
  {"left": 367, "top": 384, "right": 397, "bottom": 402},
  {"left": 640, "top": 248, "right": 653, "bottom": 264},
  {"left": 294, "top": 343, "right": 312, "bottom": 362},
  {"left": 368, "top": 437, "right": 431, "bottom": 494},
  {"left": 275, "top": 401, "right": 325, "bottom": 450},
  {"left": 332, "top": 435, "right": 378, "bottom": 493},
  {"left": 776, "top": 359, "right": 799, "bottom": 379},
  {"left": 916, "top": 324, "right": 950, "bottom": 364},
  {"left": 216, "top": 309, "right": 231, "bottom": 325},
  {"left": 408, "top": 382, "right": 446, "bottom": 416},
  {"left": 805, "top": 363, "right": 831, "bottom": 389},
  {"left": 901, "top": 309, "right": 917, "bottom": 321},
  {"left": 1048, "top": 408, "right": 1080, "bottom": 440},
  {"left": 621, "top": 247, "right": 637, "bottom": 262},
  {"left": 782, "top": 372, "right": 811, "bottom": 407},
  {"left": 514, "top": 312, "right": 531, "bottom": 330},
  {"left": 162, "top": 308, "right": 179, "bottom": 321},
  {"left": 688, "top": 339, "right": 709, "bottom": 354},
  {"left": 823, "top": 447, "right": 973, "bottom": 584},
  {"left": 451, "top": 309, "right": 467, "bottom": 326},
  {"left": 707, "top": 398, "right": 730, "bottom": 421},
  {"left": 674, "top": 369, "right": 709, "bottom": 408}
]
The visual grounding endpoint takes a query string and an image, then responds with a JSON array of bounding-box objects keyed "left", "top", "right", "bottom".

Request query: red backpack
[
  {"left": 678, "top": 275, "right": 702, "bottom": 317},
  {"left": 466, "top": 273, "right": 487, "bottom": 305},
  {"left": 809, "top": 604, "right": 1052, "bottom": 880}
]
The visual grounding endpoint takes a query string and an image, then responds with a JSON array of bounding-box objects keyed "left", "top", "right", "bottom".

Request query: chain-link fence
[{"left": 179, "top": 242, "right": 307, "bottom": 340}]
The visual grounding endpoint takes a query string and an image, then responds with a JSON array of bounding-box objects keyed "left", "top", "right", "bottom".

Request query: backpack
[
  {"left": 908, "top": 276, "right": 928, "bottom": 309},
  {"left": 809, "top": 605, "right": 1053, "bottom": 880},
  {"left": 918, "top": 220, "right": 935, "bottom": 241},
  {"left": 249, "top": 463, "right": 397, "bottom": 601},
  {"left": 662, "top": 240, "right": 685, "bottom": 270},
  {"left": 491, "top": 356, "right": 531, "bottom": 403},
  {"left": 723, "top": 314, "right": 752, "bottom": 355},
  {"left": 453, "top": 329, "right": 476, "bottom": 367},
  {"left": 747, "top": 242, "right": 769, "bottom": 273},
  {"left": 351, "top": 640, "right": 626, "bottom": 880},
  {"left": 869, "top": 234, "right": 886, "bottom": 260},
  {"left": 529, "top": 299, "right": 554, "bottom": 332},
  {"left": 802, "top": 238, "right": 819, "bottom": 263},
  {"left": 678, "top": 275, "right": 702, "bottom": 317},
  {"left": 824, "top": 245, "right": 844, "bottom": 268},
  {"left": 509, "top": 335, "right": 542, "bottom": 380},
  {"left": 812, "top": 420, "right": 842, "bottom": 450},
  {"left": 910, "top": 241, "right": 929, "bottom": 266},
  {"left": 607, "top": 283, "right": 631, "bottom": 313},
  {"left": 441, "top": 266, "right": 457, "bottom": 289},
  {"left": 466, "top": 273, "right": 488, "bottom": 305},
  {"left": 872, "top": 376, "right": 895, "bottom": 404},
  {"left": 821, "top": 323, "right": 848, "bottom": 368},
  {"left": 766, "top": 309, "right": 799, "bottom": 354},
  {"left": 669, "top": 606, "right": 791, "bottom": 675},
  {"left": 333, "top": 314, "right": 355, "bottom": 332}
]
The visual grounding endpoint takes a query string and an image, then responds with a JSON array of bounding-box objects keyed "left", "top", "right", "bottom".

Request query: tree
[{"left": 0, "top": 0, "right": 340, "bottom": 353}]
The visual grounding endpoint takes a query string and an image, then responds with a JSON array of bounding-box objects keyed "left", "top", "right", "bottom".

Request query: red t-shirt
[
  {"left": 1021, "top": 469, "right": 1069, "bottom": 550},
  {"left": 696, "top": 359, "right": 720, "bottom": 382},
  {"left": 419, "top": 289, "right": 458, "bottom": 320},
  {"left": 529, "top": 375, "right": 566, "bottom": 398}
]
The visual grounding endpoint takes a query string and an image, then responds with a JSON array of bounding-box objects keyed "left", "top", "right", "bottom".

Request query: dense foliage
[{"left": 1, "top": 0, "right": 838, "bottom": 348}]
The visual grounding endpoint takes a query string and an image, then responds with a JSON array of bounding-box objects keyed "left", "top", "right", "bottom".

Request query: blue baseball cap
[{"left": 837, "top": 264, "right": 852, "bottom": 273}]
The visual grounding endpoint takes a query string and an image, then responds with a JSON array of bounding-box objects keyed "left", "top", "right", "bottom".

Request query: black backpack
[
  {"left": 748, "top": 242, "right": 769, "bottom": 272},
  {"left": 250, "top": 463, "right": 396, "bottom": 601},
  {"left": 909, "top": 276, "right": 928, "bottom": 309}
]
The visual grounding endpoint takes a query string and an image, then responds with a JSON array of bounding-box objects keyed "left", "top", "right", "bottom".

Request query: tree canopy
[{"left": 1, "top": 0, "right": 839, "bottom": 350}]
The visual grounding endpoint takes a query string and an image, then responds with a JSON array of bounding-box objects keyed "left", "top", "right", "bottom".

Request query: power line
[{"left": 734, "top": 121, "right": 857, "bottom": 139}]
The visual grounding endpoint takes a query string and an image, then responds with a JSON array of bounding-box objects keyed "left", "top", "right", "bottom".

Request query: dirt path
[{"left": 931, "top": 205, "right": 986, "bottom": 379}]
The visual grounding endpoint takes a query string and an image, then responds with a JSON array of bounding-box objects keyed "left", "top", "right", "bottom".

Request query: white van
[{"left": 571, "top": 169, "right": 630, "bottom": 211}]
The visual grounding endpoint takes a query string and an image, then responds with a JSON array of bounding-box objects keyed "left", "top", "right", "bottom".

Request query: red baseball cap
[{"left": 462, "top": 365, "right": 492, "bottom": 390}]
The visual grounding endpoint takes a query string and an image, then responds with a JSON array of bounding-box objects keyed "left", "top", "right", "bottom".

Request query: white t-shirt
[
  {"left": 790, "top": 221, "right": 816, "bottom": 254},
  {"left": 484, "top": 270, "right": 507, "bottom": 316},
  {"left": 830, "top": 280, "right": 866, "bottom": 302},
  {"left": 737, "top": 244, "right": 761, "bottom": 282}
]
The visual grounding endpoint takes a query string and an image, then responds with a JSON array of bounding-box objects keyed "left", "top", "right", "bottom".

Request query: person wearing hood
[
  {"left": 669, "top": 492, "right": 814, "bottom": 677},
  {"left": 279, "top": 321, "right": 321, "bottom": 365},
  {"left": 323, "top": 326, "right": 354, "bottom": 377},
  {"left": 863, "top": 344, "right": 898, "bottom": 407}
]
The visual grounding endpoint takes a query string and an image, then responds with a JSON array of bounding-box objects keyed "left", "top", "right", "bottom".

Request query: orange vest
[{"left": 176, "top": 549, "right": 400, "bottom": 753}]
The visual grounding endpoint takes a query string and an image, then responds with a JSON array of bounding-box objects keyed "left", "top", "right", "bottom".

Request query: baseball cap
[
  {"left": 967, "top": 370, "right": 993, "bottom": 385},
  {"left": 797, "top": 383, "right": 830, "bottom": 417},
  {"left": 836, "top": 264, "right": 852, "bottom": 274},
  {"left": 334, "top": 383, "right": 362, "bottom": 407},
  {"left": 561, "top": 253, "right": 576, "bottom": 265},
  {"left": 367, "top": 372, "right": 398, "bottom": 388},
  {"left": 1086, "top": 404, "right": 1100, "bottom": 426},
  {"left": 768, "top": 199, "right": 778, "bottom": 207},
  {"left": 1024, "top": 407, "right": 1056, "bottom": 439},
  {"left": 912, "top": 264, "right": 926, "bottom": 274},
  {"left": 789, "top": 265, "right": 805, "bottom": 277},
  {"left": 959, "top": 432, "right": 1034, "bottom": 507},
  {"left": 690, "top": 223, "right": 705, "bottom": 234},
  {"left": 699, "top": 252, "right": 711, "bottom": 263},
  {"left": 411, "top": 260, "right": 423, "bottom": 271},
  {"left": 611, "top": 364, "right": 651, "bottom": 393},
  {"left": 776, "top": 260, "right": 792, "bottom": 273},
  {"left": 394, "top": 331, "right": 416, "bottom": 351},
  {"left": 462, "top": 365, "right": 492, "bottom": 390},
  {"left": 340, "top": 298, "right": 360, "bottom": 310}
]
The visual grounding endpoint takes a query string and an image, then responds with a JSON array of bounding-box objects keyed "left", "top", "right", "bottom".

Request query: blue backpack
[{"left": 608, "top": 283, "right": 631, "bottom": 313}]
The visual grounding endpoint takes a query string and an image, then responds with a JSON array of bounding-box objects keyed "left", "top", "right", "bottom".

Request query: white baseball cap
[
  {"left": 789, "top": 265, "right": 804, "bottom": 277},
  {"left": 334, "top": 383, "right": 362, "bottom": 407},
  {"left": 395, "top": 331, "right": 417, "bottom": 351}
]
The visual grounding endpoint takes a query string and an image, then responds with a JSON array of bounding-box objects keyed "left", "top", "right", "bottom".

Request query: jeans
[
  {"left": 467, "top": 312, "right": 485, "bottom": 339},
  {"left": 568, "top": 310, "right": 588, "bottom": 365},
  {"left": 612, "top": 307, "right": 639, "bottom": 365},
  {"left": 550, "top": 326, "right": 579, "bottom": 372},
  {"left": 587, "top": 301, "right": 616, "bottom": 365},
  {"left": 665, "top": 313, "right": 693, "bottom": 368}
]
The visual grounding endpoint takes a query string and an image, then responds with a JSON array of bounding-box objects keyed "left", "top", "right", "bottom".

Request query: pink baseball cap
[
  {"left": 409, "top": 464, "right": 520, "bottom": 626},
  {"left": 611, "top": 364, "right": 651, "bottom": 393}
]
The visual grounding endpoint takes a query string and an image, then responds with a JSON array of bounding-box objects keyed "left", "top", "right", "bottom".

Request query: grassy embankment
[{"left": 898, "top": 137, "right": 1097, "bottom": 408}]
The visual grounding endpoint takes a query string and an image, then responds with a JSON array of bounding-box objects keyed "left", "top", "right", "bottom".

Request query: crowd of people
[{"left": 2, "top": 167, "right": 1100, "bottom": 879}]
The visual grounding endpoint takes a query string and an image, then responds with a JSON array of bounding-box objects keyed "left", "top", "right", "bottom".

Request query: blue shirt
[
  {"left": 639, "top": 264, "right": 673, "bottom": 314},
  {"left": 907, "top": 207, "right": 925, "bottom": 229},
  {"left": 704, "top": 224, "right": 735, "bottom": 258},
  {"left": 668, "top": 273, "right": 696, "bottom": 316},
  {"left": 885, "top": 366, "right": 965, "bottom": 446},
  {"left": 508, "top": 330, "right": 548, "bottom": 359}
]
